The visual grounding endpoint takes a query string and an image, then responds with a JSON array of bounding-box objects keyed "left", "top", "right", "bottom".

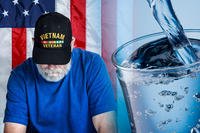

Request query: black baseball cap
[{"left": 33, "top": 12, "right": 72, "bottom": 64}]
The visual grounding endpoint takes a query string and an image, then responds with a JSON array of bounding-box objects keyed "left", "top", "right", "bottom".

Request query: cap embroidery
[
  {"left": 40, "top": 33, "right": 65, "bottom": 48},
  {"left": 40, "top": 33, "right": 65, "bottom": 40}
]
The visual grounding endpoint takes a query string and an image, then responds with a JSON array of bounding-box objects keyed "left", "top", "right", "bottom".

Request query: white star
[
  {"left": 2, "top": 10, "right": 8, "bottom": 17},
  {"left": 23, "top": 10, "right": 29, "bottom": 16},
  {"left": 44, "top": 11, "right": 49, "bottom": 14},
  {"left": 12, "top": 0, "right": 19, "bottom": 5},
  {"left": 33, "top": 0, "right": 39, "bottom": 5}
]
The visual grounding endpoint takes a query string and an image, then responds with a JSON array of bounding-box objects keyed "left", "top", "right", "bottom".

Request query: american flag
[{"left": 0, "top": 0, "right": 117, "bottom": 131}]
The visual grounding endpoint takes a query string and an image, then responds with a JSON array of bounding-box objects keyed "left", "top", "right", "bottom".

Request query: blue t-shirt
[{"left": 4, "top": 48, "right": 116, "bottom": 133}]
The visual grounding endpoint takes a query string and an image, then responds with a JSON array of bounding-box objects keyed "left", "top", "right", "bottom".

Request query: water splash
[{"left": 146, "top": 0, "right": 198, "bottom": 64}]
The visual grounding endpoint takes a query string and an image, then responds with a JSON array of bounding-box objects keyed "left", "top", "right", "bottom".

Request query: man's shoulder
[
  {"left": 73, "top": 48, "right": 100, "bottom": 56},
  {"left": 72, "top": 48, "right": 101, "bottom": 62},
  {"left": 12, "top": 58, "right": 34, "bottom": 75}
]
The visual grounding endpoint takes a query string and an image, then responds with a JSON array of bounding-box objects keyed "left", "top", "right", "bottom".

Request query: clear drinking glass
[{"left": 112, "top": 29, "right": 200, "bottom": 133}]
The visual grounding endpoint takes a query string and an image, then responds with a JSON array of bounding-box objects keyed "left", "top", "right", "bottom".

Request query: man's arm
[
  {"left": 92, "top": 111, "right": 117, "bottom": 133},
  {"left": 4, "top": 122, "right": 26, "bottom": 133}
]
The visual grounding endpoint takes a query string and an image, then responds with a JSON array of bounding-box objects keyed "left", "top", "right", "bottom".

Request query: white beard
[{"left": 36, "top": 62, "right": 71, "bottom": 82}]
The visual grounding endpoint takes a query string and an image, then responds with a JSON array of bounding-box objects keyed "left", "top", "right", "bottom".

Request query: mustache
[{"left": 42, "top": 67, "right": 66, "bottom": 76}]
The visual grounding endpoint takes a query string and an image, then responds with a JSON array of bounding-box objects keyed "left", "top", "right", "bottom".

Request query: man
[{"left": 3, "top": 12, "right": 116, "bottom": 133}]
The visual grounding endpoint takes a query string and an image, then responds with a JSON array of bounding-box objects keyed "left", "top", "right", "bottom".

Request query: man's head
[
  {"left": 33, "top": 12, "right": 73, "bottom": 82},
  {"left": 33, "top": 12, "right": 72, "bottom": 65}
]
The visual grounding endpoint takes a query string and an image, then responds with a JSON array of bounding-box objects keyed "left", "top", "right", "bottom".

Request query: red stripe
[
  {"left": 12, "top": 28, "right": 27, "bottom": 69},
  {"left": 70, "top": 0, "right": 86, "bottom": 49},
  {"left": 101, "top": 0, "right": 117, "bottom": 96}
]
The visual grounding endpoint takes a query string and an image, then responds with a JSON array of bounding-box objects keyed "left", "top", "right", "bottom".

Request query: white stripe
[
  {"left": 55, "top": 0, "right": 71, "bottom": 18},
  {"left": 86, "top": 0, "right": 102, "bottom": 55},
  {"left": 0, "top": 28, "right": 12, "bottom": 125},
  {"left": 26, "top": 28, "right": 35, "bottom": 59}
]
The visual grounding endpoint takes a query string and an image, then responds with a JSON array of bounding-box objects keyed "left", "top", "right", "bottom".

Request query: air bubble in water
[
  {"left": 159, "top": 90, "right": 170, "bottom": 96},
  {"left": 184, "top": 87, "right": 189, "bottom": 94},
  {"left": 175, "top": 118, "right": 181, "bottom": 123},
  {"left": 165, "top": 104, "right": 173, "bottom": 112},
  {"left": 144, "top": 109, "right": 157, "bottom": 117},
  {"left": 193, "top": 93, "right": 200, "bottom": 102},
  {"left": 159, "top": 90, "right": 177, "bottom": 96},
  {"left": 158, "top": 102, "right": 164, "bottom": 108},
  {"left": 157, "top": 119, "right": 172, "bottom": 129},
  {"left": 174, "top": 95, "right": 184, "bottom": 101},
  {"left": 172, "top": 92, "right": 178, "bottom": 96},
  {"left": 136, "top": 111, "right": 142, "bottom": 116}
]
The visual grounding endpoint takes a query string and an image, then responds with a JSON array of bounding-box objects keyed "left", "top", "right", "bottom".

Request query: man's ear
[{"left": 71, "top": 37, "right": 75, "bottom": 51}]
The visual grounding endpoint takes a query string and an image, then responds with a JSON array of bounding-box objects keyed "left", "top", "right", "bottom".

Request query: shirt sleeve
[
  {"left": 3, "top": 71, "right": 28, "bottom": 126},
  {"left": 87, "top": 54, "right": 116, "bottom": 117}
]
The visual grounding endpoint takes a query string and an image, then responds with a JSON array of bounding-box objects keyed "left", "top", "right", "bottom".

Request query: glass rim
[{"left": 112, "top": 29, "right": 200, "bottom": 73}]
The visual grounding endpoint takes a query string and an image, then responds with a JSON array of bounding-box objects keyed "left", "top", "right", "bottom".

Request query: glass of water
[{"left": 112, "top": 29, "right": 200, "bottom": 133}]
